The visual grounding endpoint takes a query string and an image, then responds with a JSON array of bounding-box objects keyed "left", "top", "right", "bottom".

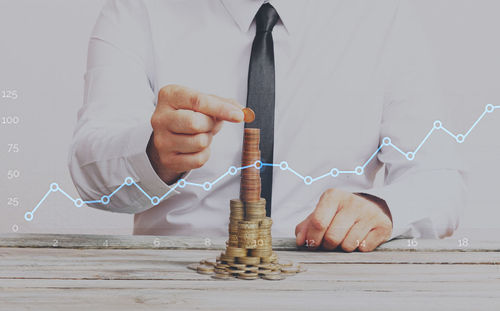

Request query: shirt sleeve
[
  {"left": 362, "top": 0, "right": 467, "bottom": 239},
  {"left": 68, "top": 0, "right": 179, "bottom": 214}
]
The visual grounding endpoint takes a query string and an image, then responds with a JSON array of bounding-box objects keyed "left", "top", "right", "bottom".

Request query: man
[{"left": 69, "top": 0, "right": 465, "bottom": 252}]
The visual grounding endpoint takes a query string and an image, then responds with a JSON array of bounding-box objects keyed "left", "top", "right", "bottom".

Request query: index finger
[
  {"left": 162, "top": 85, "right": 244, "bottom": 123},
  {"left": 304, "top": 189, "right": 342, "bottom": 249}
]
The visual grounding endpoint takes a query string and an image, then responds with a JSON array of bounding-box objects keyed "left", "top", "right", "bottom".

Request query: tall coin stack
[
  {"left": 191, "top": 128, "right": 304, "bottom": 280},
  {"left": 240, "top": 129, "right": 261, "bottom": 202}
]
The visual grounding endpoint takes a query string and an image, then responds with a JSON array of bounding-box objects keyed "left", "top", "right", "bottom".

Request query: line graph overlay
[{"left": 24, "top": 104, "right": 497, "bottom": 222}]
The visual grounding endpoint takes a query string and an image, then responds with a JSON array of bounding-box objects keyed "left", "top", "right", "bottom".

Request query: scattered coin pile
[{"left": 188, "top": 128, "right": 305, "bottom": 280}]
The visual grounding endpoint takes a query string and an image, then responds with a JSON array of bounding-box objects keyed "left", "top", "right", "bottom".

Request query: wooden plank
[
  {"left": 2, "top": 267, "right": 500, "bottom": 290},
  {"left": 1, "top": 276, "right": 499, "bottom": 310},
  {"left": 1, "top": 247, "right": 499, "bottom": 310},
  {"left": 1, "top": 261, "right": 499, "bottom": 283},
  {"left": 1, "top": 233, "right": 499, "bottom": 251},
  {"left": 1, "top": 248, "right": 500, "bottom": 266},
  {"left": 0, "top": 248, "right": 498, "bottom": 281},
  {"left": 0, "top": 287, "right": 497, "bottom": 311}
]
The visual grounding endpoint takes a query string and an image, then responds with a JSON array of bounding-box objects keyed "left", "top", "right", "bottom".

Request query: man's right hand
[{"left": 147, "top": 85, "right": 244, "bottom": 184}]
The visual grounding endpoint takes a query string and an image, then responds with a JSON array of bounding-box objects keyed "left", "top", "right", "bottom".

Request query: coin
[
  {"left": 281, "top": 265, "right": 300, "bottom": 275},
  {"left": 279, "top": 260, "right": 293, "bottom": 267},
  {"left": 204, "top": 259, "right": 217, "bottom": 266},
  {"left": 244, "top": 266, "right": 259, "bottom": 272},
  {"left": 239, "top": 275, "right": 259, "bottom": 280},
  {"left": 238, "top": 221, "right": 259, "bottom": 230},
  {"left": 188, "top": 127, "right": 304, "bottom": 281},
  {"left": 220, "top": 253, "right": 235, "bottom": 263},
  {"left": 216, "top": 263, "right": 230, "bottom": 269},
  {"left": 250, "top": 248, "right": 273, "bottom": 257},
  {"left": 259, "top": 217, "right": 273, "bottom": 228},
  {"left": 212, "top": 274, "right": 233, "bottom": 280},
  {"left": 214, "top": 268, "right": 230, "bottom": 274},
  {"left": 197, "top": 264, "right": 214, "bottom": 272},
  {"left": 230, "top": 199, "right": 244, "bottom": 207},
  {"left": 197, "top": 270, "right": 213, "bottom": 275},
  {"left": 242, "top": 108, "right": 255, "bottom": 123},
  {"left": 187, "top": 263, "right": 200, "bottom": 271},
  {"left": 229, "top": 263, "right": 247, "bottom": 270},
  {"left": 257, "top": 269, "right": 273, "bottom": 275},
  {"left": 237, "top": 256, "right": 260, "bottom": 266},
  {"left": 238, "top": 271, "right": 259, "bottom": 280},
  {"left": 225, "top": 246, "right": 247, "bottom": 258},
  {"left": 261, "top": 269, "right": 281, "bottom": 276},
  {"left": 262, "top": 274, "right": 286, "bottom": 281}
]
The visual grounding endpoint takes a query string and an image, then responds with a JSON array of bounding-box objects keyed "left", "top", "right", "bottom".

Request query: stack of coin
[
  {"left": 190, "top": 257, "right": 306, "bottom": 281},
  {"left": 250, "top": 217, "right": 273, "bottom": 260},
  {"left": 228, "top": 199, "right": 244, "bottom": 247},
  {"left": 240, "top": 129, "right": 261, "bottom": 202},
  {"left": 189, "top": 126, "right": 304, "bottom": 281},
  {"left": 237, "top": 220, "right": 259, "bottom": 249},
  {"left": 245, "top": 198, "right": 266, "bottom": 221}
]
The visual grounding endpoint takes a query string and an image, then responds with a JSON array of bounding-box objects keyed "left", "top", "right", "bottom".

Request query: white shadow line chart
[{"left": 24, "top": 104, "right": 499, "bottom": 222}]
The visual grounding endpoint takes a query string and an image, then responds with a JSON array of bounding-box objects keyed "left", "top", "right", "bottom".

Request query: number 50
[{"left": 7, "top": 170, "right": 20, "bottom": 179}]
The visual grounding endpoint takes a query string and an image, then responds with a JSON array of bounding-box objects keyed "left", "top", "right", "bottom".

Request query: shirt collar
[{"left": 220, "top": 0, "right": 308, "bottom": 34}]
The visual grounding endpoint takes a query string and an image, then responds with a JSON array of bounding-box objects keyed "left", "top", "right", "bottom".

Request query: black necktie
[{"left": 245, "top": 3, "right": 279, "bottom": 217}]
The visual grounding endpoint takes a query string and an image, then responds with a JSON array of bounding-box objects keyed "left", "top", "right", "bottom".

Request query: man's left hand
[{"left": 295, "top": 189, "right": 393, "bottom": 252}]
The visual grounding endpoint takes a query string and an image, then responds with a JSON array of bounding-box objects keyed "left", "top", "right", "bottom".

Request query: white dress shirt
[{"left": 69, "top": 0, "right": 466, "bottom": 239}]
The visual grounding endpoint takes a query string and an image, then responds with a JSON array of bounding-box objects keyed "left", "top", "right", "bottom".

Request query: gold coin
[
  {"left": 212, "top": 274, "right": 233, "bottom": 280},
  {"left": 257, "top": 263, "right": 273, "bottom": 269},
  {"left": 238, "top": 271, "right": 259, "bottom": 280},
  {"left": 262, "top": 269, "right": 281, "bottom": 276},
  {"left": 225, "top": 246, "right": 247, "bottom": 257},
  {"left": 229, "top": 263, "right": 247, "bottom": 270},
  {"left": 237, "top": 256, "right": 260, "bottom": 266},
  {"left": 214, "top": 268, "right": 229, "bottom": 275},
  {"left": 257, "top": 269, "right": 274, "bottom": 275},
  {"left": 239, "top": 275, "right": 259, "bottom": 280},
  {"left": 279, "top": 260, "right": 293, "bottom": 267},
  {"left": 197, "top": 270, "right": 214, "bottom": 275},
  {"left": 197, "top": 265, "right": 214, "bottom": 273},
  {"left": 244, "top": 266, "right": 259, "bottom": 272},
  {"left": 216, "top": 263, "right": 230, "bottom": 269},
  {"left": 280, "top": 266, "right": 299, "bottom": 274},
  {"left": 238, "top": 270, "right": 258, "bottom": 275},
  {"left": 204, "top": 259, "right": 217, "bottom": 266},
  {"left": 187, "top": 263, "right": 200, "bottom": 271},
  {"left": 262, "top": 274, "right": 286, "bottom": 281},
  {"left": 243, "top": 108, "right": 256, "bottom": 123}
]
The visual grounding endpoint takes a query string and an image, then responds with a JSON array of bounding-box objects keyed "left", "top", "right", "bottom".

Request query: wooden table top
[{"left": 1, "top": 234, "right": 499, "bottom": 310}]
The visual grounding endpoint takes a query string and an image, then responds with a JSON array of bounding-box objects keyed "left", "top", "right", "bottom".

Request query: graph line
[{"left": 24, "top": 104, "right": 497, "bottom": 222}]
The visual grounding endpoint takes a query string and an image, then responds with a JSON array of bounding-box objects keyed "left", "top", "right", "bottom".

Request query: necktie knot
[{"left": 255, "top": 3, "right": 279, "bottom": 33}]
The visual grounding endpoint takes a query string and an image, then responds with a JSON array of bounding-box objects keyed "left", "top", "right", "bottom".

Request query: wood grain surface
[{"left": 1, "top": 234, "right": 499, "bottom": 310}]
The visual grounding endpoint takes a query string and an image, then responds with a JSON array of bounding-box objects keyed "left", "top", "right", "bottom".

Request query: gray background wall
[{"left": 1, "top": 0, "right": 499, "bottom": 239}]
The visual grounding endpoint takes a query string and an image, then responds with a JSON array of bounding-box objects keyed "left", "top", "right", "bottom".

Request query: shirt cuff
[
  {"left": 359, "top": 187, "right": 413, "bottom": 240},
  {"left": 126, "top": 122, "right": 181, "bottom": 201}
]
